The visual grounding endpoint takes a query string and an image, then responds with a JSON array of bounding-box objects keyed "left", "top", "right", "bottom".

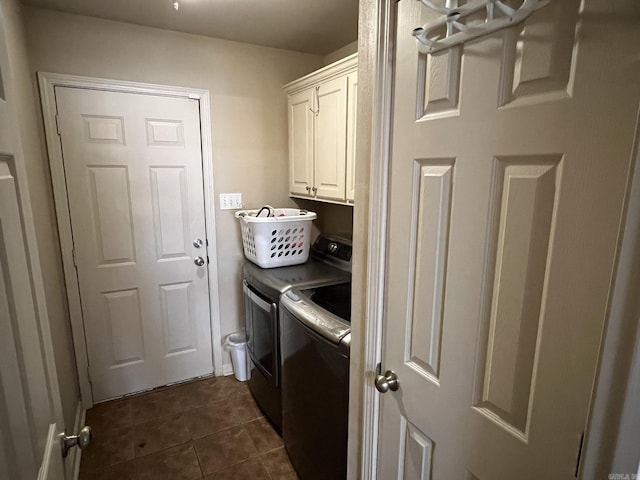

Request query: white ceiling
[{"left": 20, "top": 0, "right": 359, "bottom": 55}]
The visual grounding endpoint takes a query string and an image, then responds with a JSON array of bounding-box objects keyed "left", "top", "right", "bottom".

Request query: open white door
[
  {"left": 0, "top": 155, "right": 66, "bottom": 480},
  {"left": 0, "top": 3, "right": 86, "bottom": 479},
  {"left": 376, "top": 0, "right": 640, "bottom": 478}
]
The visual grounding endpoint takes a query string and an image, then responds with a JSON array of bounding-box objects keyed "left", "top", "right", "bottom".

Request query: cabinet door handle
[
  {"left": 306, "top": 186, "right": 311, "bottom": 192},
  {"left": 312, "top": 186, "right": 317, "bottom": 194},
  {"left": 308, "top": 86, "right": 320, "bottom": 116}
]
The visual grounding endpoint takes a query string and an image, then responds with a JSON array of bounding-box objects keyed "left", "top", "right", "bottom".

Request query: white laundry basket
[{"left": 234, "top": 208, "right": 317, "bottom": 268}]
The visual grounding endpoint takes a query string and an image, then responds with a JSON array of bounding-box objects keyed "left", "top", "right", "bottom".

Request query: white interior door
[
  {"left": 56, "top": 87, "right": 213, "bottom": 402},
  {"left": 0, "top": 156, "right": 66, "bottom": 480},
  {"left": 0, "top": 9, "right": 68, "bottom": 479},
  {"left": 377, "top": 0, "right": 640, "bottom": 478}
]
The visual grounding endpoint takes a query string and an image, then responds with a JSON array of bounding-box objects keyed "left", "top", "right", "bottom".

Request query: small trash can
[{"left": 223, "top": 332, "right": 250, "bottom": 381}]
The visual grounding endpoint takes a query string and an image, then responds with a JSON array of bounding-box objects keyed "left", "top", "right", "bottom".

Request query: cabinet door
[
  {"left": 314, "top": 76, "right": 347, "bottom": 202},
  {"left": 345, "top": 72, "right": 358, "bottom": 203},
  {"left": 288, "top": 89, "right": 314, "bottom": 197}
]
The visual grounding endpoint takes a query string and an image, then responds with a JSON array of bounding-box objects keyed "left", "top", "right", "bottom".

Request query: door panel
[
  {"left": 288, "top": 89, "right": 314, "bottom": 196},
  {"left": 150, "top": 166, "right": 191, "bottom": 260},
  {"left": 88, "top": 165, "right": 135, "bottom": 265},
  {"left": 314, "top": 76, "right": 347, "bottom": 201},
  {"left": 56, "top": 88, "right": 213, "bottom": 401},
  {"left": 407, "top": 161, "right": 453, "bottom": 379},
  {"left": 378, "top": 1, "right": 640, "bottom": 479}
]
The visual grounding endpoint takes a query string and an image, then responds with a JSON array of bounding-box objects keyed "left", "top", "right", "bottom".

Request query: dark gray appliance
[
  {"left": 280, "top": 265, "right": 352, "bottom": 480},
  {"left": 242, "top": 234, "right": 351, "bottom": 431}
]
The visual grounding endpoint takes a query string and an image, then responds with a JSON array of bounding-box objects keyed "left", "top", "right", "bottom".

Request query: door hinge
[
  {"left": 72, "top": 248, "right": 78, "bottom": 268},
  {"left": 55, "top": 114, "right": 62, "bottom": 136},
  {"left": 86, "top": 366, "right": 92, "bottom": 385},
  {"left": 207, "top": 256, "right": 210, "bottom": 264},
  {"left": 575, "top": 431, "right": 585, "bottom": 477}
]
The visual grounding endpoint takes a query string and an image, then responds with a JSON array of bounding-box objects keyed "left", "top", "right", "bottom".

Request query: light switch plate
[{"left": 220, "top": 193, "right": 243, "bottom": 210}]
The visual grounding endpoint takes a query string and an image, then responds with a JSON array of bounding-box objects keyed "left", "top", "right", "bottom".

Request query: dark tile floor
[{"left": 80, "top": 376, "right": 298, "bottom": 480}]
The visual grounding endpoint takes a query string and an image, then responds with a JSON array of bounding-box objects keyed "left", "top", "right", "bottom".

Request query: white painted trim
[
  {"left": 198, "top": 87, "right": 225, "bottom": 381},
  {"left": 222, "top": 362, "right": 234, "bottom": 377},
  {"left": 359, "top": 1, "right": 396, "bottom": 478},
  {"left": 582, "top": 111, "right": 640, "bottom": 479},
  {"left": 37, "top": 72, "right": 223, "bottom": 408}
]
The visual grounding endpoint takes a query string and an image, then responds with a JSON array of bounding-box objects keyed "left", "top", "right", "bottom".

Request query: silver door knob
[
  {"left": 61, "top": 426, "right": 92, "bottom": 458},
  {"left": 375, "top": 370, "right": 399, "bottom": 393},
  {"left": 194, "top": 256, "right": 205, "bottom": 266},
  {"left": 193, "top": 238, "right": 203, "bottom": 248}
]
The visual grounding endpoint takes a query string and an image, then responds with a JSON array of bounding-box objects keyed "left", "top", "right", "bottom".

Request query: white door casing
[
  {"left": 55, "top": 87, "right": 214, "bottom": 402},
  {"left": 375, "top": 0, "right": 640, "bottom": 479}
]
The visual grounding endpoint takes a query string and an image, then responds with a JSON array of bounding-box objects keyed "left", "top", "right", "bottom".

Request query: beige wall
[
  {"left": 312, "top": 203, "right": 354, "bottom": 236},
  {"left": 294, "top": 198, "right": 354, "bottom": 238},
  {"left": 324, "top": 40, "right": 358, "bottom": 66},
  {"left": 23, "top": 7, "right": 324, "bottom": 375},
  {"left": 1, "top": 0, "right": 79, "bottom": 431}
]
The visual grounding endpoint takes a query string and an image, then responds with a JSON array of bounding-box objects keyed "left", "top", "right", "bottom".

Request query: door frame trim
[
  {"left": 358, "top": 1, "right": 640, "bottom": 478},
  {"left": 38, "top": 72, "right": 224, "bottom": 407},
  {"left": 355, "top": 1, "right": 396, "bottom": 478}
]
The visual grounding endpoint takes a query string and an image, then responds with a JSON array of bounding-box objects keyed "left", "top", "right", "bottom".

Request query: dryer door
[{"left": 243, "top": 281, "right": 278, "bottom": 386}]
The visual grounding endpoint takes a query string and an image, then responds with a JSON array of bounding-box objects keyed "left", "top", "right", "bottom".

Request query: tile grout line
[
  {"left": 187, "top": 412, "right": 264, "bottom": 442},
  {"left": 83, "top": 378, "right": 256, "bottom": 478},
  {"left": 132, "top": 410, "right": 264, "bottom": 462},
  {"left": 191, "top": 422, "right": 286, "bottom": 478},
  {"left": 191, "top": 439, "right": 207, "bottom": 479}
]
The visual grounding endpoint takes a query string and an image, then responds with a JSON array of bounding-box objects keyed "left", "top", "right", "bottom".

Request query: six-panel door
[
  {"left": 56, "top": 87, "right": 214, "bottom": 401},
  {"left": 377, "top": 0, "right": 640, "bottom": 478}
]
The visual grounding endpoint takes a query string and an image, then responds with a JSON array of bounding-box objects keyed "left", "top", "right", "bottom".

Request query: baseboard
[
  {"left": 70, "top": 400, "right": 86, "bottom": 480},
  {"left": 222, "top": 362, "right": 234, "bottom": 376}
]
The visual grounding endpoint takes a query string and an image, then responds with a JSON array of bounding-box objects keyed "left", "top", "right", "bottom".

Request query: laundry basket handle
[{"left": 256, "top": 205, "right": 274, "bottom": 218}]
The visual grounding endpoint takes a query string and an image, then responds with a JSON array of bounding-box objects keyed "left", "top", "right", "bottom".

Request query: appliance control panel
[{"left": 311, "top": 235, "right": 352, "bottom": 267}]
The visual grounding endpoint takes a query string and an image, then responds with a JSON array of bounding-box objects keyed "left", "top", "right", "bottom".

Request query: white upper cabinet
[{"left": 284, "top": 53, "right": 357, "bottom": 205}]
